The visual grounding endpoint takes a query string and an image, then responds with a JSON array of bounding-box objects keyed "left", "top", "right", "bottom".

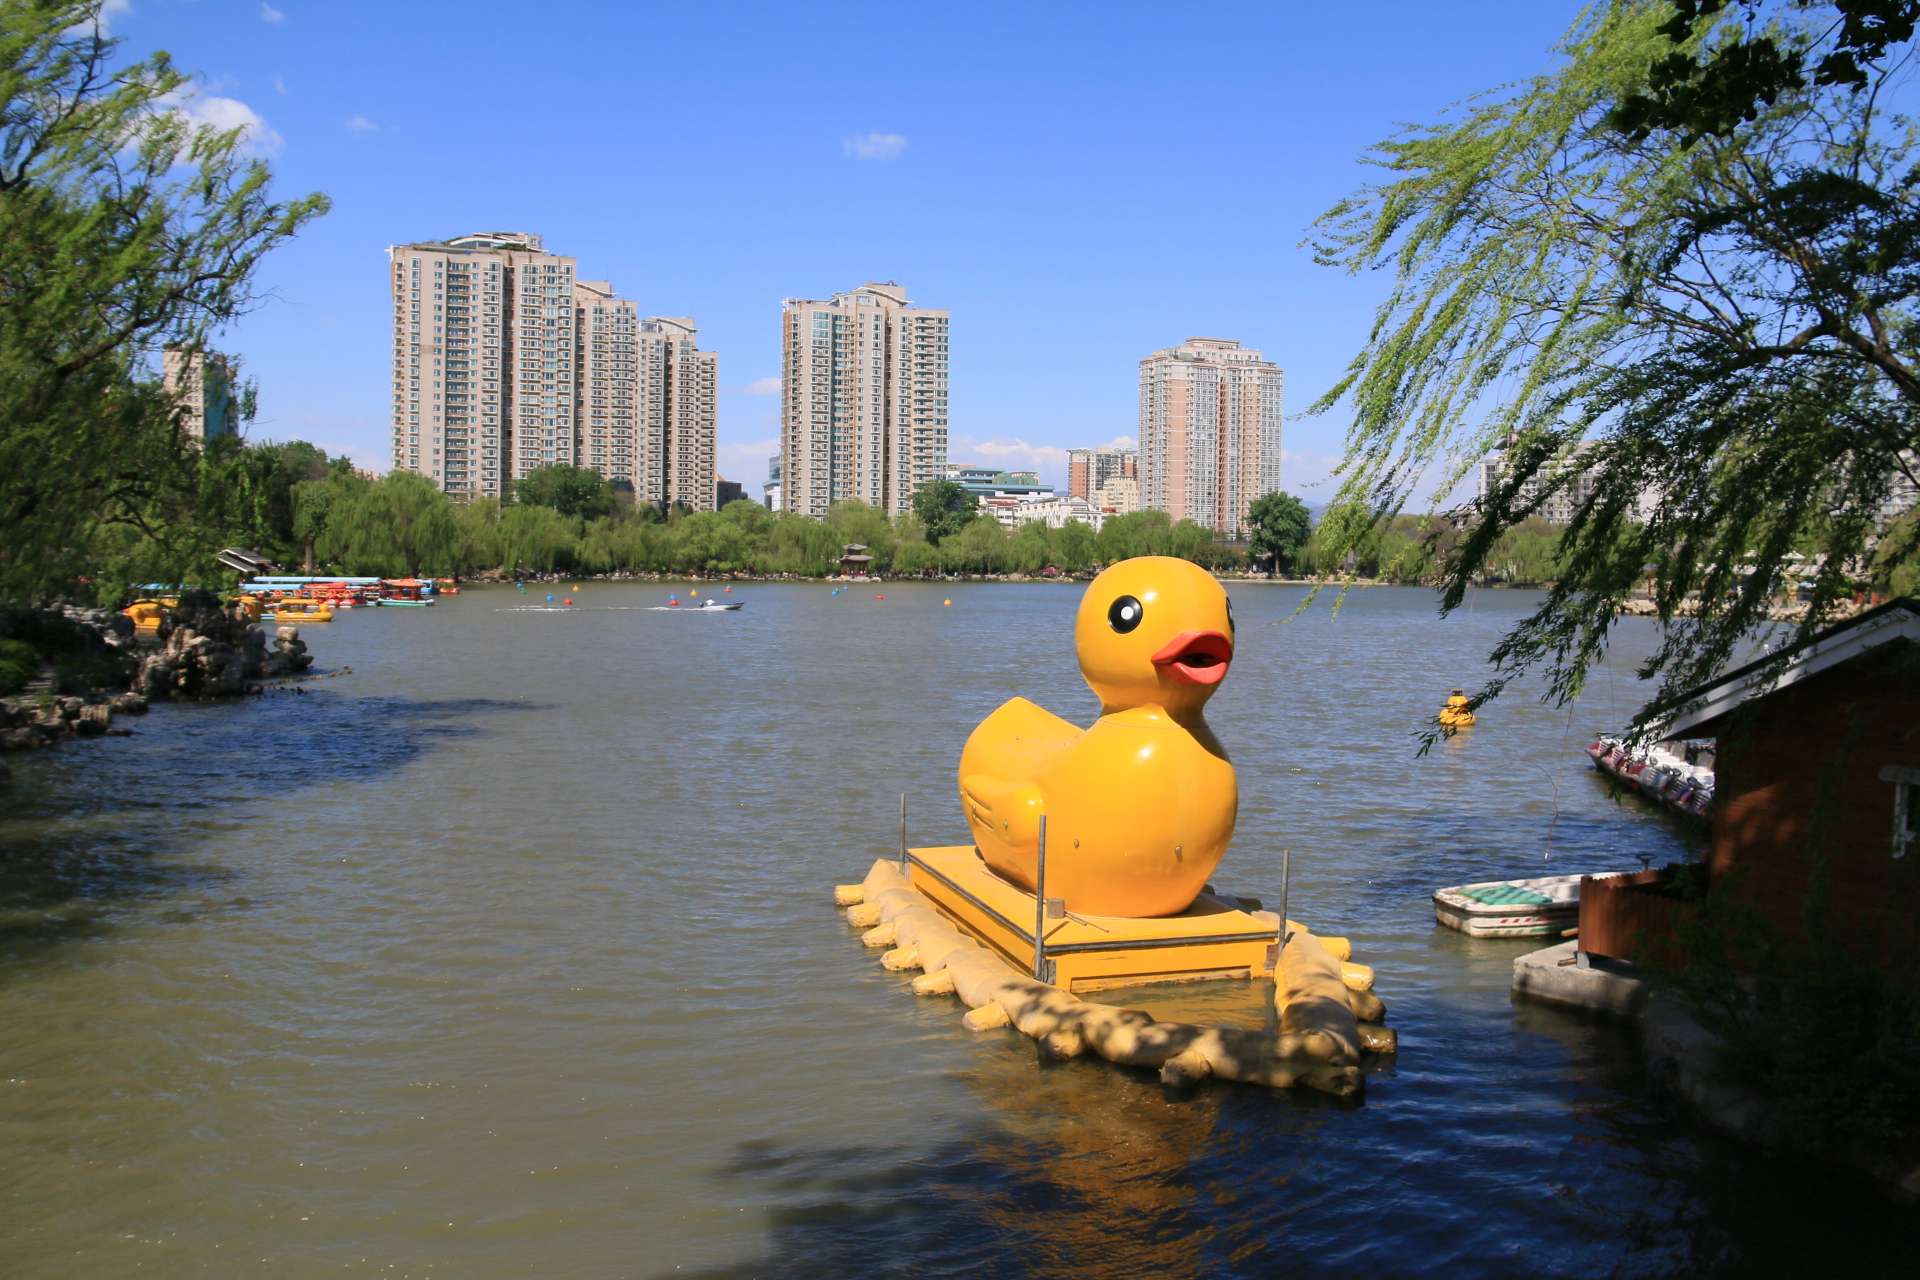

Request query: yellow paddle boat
[
  {"left": 1438, "top": 689, "right": 1475, "bottom": 728},
  {"left": 123, "top": 599, "right": 168, "bottom": 631},
  {"left": 270, "top": 599, "right": 334, "bottom": 623}
]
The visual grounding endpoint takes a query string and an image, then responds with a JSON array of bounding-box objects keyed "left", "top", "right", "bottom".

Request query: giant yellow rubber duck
[{"left": 959, "top": 556, "right": 1237, "bottom": 918}]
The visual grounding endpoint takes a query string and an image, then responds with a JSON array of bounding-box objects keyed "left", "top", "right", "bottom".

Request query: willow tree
[
  {"left": 0, "top": 2, "right": 329, "bottom": 602},
  {"left": 319, "top": 472, "right": 464, "bottom": 577},
  {"left": 1309, "top": 0, "right": 1920, "bottom": 732}
]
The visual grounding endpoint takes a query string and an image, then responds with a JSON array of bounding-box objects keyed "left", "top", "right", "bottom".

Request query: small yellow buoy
[{"left": 944, "top": 599, "right": 952, "bottom": 606}]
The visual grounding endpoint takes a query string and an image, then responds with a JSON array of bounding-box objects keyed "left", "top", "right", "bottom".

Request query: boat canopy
[{"left": 250, "top": 576, "right": 383, "bottom": 585}]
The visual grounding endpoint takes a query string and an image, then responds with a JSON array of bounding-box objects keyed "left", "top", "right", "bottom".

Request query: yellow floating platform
[{"left": 906, "top": 845, "right": 1281, "bottom": 994}]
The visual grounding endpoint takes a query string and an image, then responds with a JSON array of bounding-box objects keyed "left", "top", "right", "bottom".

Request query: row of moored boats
[
  {"left": 1585, "top": 735, "right": 1714, "bottom": 820},
  {"left": 125, "top": 576, "right": 453, "bottom": 630}
]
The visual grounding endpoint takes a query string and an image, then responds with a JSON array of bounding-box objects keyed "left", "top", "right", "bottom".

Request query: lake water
[{"left": 2, "top": 581, "right": 1916, "bottom": 1278}]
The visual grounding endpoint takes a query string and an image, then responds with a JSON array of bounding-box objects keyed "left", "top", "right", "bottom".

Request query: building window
[{"left": 1883, "top": 765, "right": 1919, "bottom": 858}]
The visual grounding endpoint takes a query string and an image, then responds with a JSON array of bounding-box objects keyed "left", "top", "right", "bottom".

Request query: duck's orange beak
[{"left": 1150, "top": 630, "right": 1233, "bottom": 685}]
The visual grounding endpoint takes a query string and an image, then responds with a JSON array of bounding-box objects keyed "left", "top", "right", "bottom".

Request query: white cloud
[
  {"left": 719, "top": 437, "right": 780, "bottom": 488},
  {"left": 75, "top": 0, "right": 132, "bottom": 36},
  {"left": 260, "top": 2, "right": 285, "bottom": 22},
  {"left": 272, "top": 75, "right": 288, "bottom": 95},
  {"left": 947, "top": 434, "right": 1071, "bottom": 481},
  {"left": 166, "top": 92, "right": 283, "bottom": 158},
  {"left": 344, "top": 115, "right": 378, "bottom": 134},
  {"left": 843, "top": 132, "right": 907, "bottom": 161},
  {"left": 946, "top": 433, "right": 1141, "bottom": 488},
  {"left": 742, "top": 376, "right": 780, "bottom": 396},
  {"left": 1278, "top": 448, "right": 1342, "bottom": 494}
]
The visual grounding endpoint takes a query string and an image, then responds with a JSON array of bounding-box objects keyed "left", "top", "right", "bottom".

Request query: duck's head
[{"left": 1075, "top": 556, "right": 1235, "bottom": 717}]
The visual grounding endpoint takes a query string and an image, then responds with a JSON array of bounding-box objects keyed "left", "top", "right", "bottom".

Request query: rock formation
[
  {"left": 0, "top": 590, "right": 319, "bottom": 762},
  {"left": 133, "top": 590, "right": 312, "bottom": 700}
]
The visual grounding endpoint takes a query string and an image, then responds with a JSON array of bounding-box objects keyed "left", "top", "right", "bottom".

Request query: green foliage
[
  {"left": 52, "top": 649, "right": 133, "bottom": 693},
  {"left": 909, "top": 478, "right": 977, "bottom": 544},
  {"left": 1610, "top": 1, "right": 1917, "bottom": 142},
  {"left": 293, "top": 476, "right": 337, "bottom": 575},
  {"left": 148, "top": 467, "right": 1243, "bottom": 581},
  {"left": 946, "top": 515, "right": 1010, "bottom": 572},
  {"left": 1051, "top": 519, "right": 1098, "bottom": 573},
  {"left": 0, "top": 3, "right": 329, "bottom": 606},
  {"left": 1247, "top": 492, "right": 1313, "bottom": 575},
  {"left": 1289, "top": 509, "right": 1569, "bottom": 584},
  {"left": 493, "top": 503, "right": 580, "bottom": 573},
  {"left": 1095, "top": 510, "right": 1217, "bottom": 564},
  {"left": 9, "top": 610, "right": 83, "bottom": 656},
  {"left": 1310, "top": 1, "right": 1920, "bottom": 736},
  {"left": 318, "top": 471, "right": 461, "bottom": 578},
  {"left": 1664, "top": 892, "right": 1920, "bottom": 1152},
  {"left": 0, "top": 637, "right": 36, "bottom": 694},
  {"left": 1875, "top": 511, "right": 1920, "bottom": 598},
  {"left": 511, "top": 464, "right": 616, "bottom": 520},
  {"left": 0, "top": 611, "right": 128, "bottom": 694}
]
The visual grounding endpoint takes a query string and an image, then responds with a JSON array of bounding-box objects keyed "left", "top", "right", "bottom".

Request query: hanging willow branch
[{"left": 1305, "top": 0, "right": 1920, "bottom": 742}]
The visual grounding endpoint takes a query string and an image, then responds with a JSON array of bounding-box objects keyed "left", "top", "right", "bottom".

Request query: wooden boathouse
[{"left": 1580, "top": 599, "right": 1920, "bottom": 966}]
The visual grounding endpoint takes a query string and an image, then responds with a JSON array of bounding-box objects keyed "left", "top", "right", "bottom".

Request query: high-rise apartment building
[
  {"left": 387, "top": 231, "right": 718, "bottom": 507},
  {"left": 628, "top": 315, "right": 718, "bottom": 509},
  {"left": 387, "top": 232, "right": 534, "bottom": 498},
  {"left": 776, "top": 282, "right": 947, "bottom": 516},
  {"left": 1137, "top": 337, "right": 1283, "bottom": 539},
  {"left": 1068, "top": 445, "right": 1137, "bottom": 501},
  {"left": 162, "top": 344, "right": 239, "bottom": 444}
]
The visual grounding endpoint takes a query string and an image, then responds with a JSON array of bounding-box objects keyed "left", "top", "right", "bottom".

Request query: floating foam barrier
[{"left": 838, "top": 859, "right": 1393, "bottom": 1096}]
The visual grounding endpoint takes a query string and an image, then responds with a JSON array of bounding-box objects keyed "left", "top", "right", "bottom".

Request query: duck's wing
[
  {"left": 960, "top": 773, "right": 1045, "bottom": 866},
  {"left": 960, "top": 697, "right": 1083, "bottom": 780},
  {"left": 958, "top": 698, "right": 1084, "bottom": 884}
]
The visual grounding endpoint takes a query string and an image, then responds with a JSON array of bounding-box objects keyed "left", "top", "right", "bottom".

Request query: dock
[{"left": 1510, "top": 940, "right": 1650, "bottom": 1018}]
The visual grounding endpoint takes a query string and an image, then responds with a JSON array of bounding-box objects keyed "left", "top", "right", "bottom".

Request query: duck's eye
[{"left": 1108, "top": 595, "right": 1143, "bottom": 633}]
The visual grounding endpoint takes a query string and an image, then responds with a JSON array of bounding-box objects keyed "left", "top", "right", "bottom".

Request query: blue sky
[{"left": 110, "top": 0, "right": 1580, "bottom": 498}]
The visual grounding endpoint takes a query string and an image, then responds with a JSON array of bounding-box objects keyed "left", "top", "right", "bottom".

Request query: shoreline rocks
[
  {"left": 0, "top": 691, "right": 146, "bottom": 751},
  {"left": 0, "top": 590, "right": 319, "bottom": 760}
]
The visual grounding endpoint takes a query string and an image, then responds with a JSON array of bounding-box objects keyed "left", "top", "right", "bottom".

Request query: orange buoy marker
[
  {"left": 876, "top": 594, "right": 884, "bottom": 601},
  {"left": 944, "top": 599, "right": 952, "bottom": 606},
  {"left": 564, "top": 598, "right": 573, "bottom": 605}
]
